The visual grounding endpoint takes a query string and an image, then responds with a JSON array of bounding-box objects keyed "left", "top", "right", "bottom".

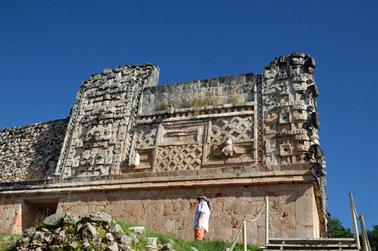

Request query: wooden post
[
  {"left": 243, "top": 219, "right": 247, "bottom": 251},
  {"left": 265, "top": 195, "right": 269, "bottom": 245},
  {"left": 349, "top": 192, "right": 361, "bottom": 250}
]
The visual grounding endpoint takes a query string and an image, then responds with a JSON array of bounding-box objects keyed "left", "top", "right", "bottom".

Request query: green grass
[
  {"left": 0, "top": 233, "right": 20, "bottom": 251},
  {"left": 117, "top": 221, "right": 261, "bottom": 251}
]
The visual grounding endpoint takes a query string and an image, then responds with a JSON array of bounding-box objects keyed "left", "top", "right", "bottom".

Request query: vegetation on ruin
[
  {"left": 0, "top": 220, "right": 260, "bottom": 251},
  {"left": 231, "top": 95, "right": 239, "bottom": 105},
  {"left": 159, "top": 98, "right": 169, "bottom": 111},
  {"left": 158, "top": 95, "right": 223, "bottom": 112},
  {"left": 0, "top": 233, "right": 20, "bottom": 251},
  {"left": 117, "top": 221, "right": 261, "bottom": 251},
  {"left": 2, "top": 217, "right": 378, "bottom": 250}
]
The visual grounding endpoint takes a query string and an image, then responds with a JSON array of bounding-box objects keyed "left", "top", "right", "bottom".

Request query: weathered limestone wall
[
  {"left": 260, "top": 53, "right": 326, "bottom": 215},
  {"left": 261, "top": 53, "right": 319, "bottom": 169},
  {"left": 0, "top": 119, "right": 68, "bottom": 182},
  {"left": 52, "top": 183, "right": 318, "bottom": 244},
  {"left": 0, "top": 196, "right": 22, "bottom": 233},
  {"left": 140, "top": 74, "right": 256, "bottom": 115}
]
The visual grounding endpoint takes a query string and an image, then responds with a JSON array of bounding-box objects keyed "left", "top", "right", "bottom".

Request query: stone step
[
  {"left": 269, "top": 238, "right": 356, "bottom": 245},
  {"left": 263, "top": 249, "right": 359, "bottom": 251},
  {"left": 264, "top": 238, "right": 359, "bottom": 251},
  {"left": 264, "top": 245, "right": 358, "bottom": 250}
]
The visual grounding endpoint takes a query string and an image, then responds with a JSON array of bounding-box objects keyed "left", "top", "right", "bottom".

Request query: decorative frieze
[
  {"left": 54, "top": 65, "right": 159, "bottom": 178},
  {"left": 0, "top": 52, "right": 324, "bottom": 185}
]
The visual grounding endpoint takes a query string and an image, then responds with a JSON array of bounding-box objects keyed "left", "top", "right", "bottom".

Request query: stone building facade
[{"left": 0, "top": 52, "right": 326, "bottom": 245}]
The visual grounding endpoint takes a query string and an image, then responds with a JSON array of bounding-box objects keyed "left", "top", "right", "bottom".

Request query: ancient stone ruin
[{"left": 0, "top": 52, "right": 326, "bottom": 245}]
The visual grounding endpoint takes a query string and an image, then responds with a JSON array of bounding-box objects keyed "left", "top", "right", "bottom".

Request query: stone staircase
[{"left": 263, "top": 238, "right": 359, "bottom": 251}]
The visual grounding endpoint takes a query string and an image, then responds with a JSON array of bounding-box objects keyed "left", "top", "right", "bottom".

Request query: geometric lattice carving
[
  {"left": 210, "top": 116, "right": 253, "bottom": 144},
  {"left": 155, "top": 145, "right": 202, "bottom": 172},
  {"left": 135, "top": 124, "right": 157, "bottom": 149}
]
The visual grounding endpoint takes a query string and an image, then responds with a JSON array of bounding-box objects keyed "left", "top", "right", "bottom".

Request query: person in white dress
[{"left": 193, "top": 196, "right": 211, "bottom": 240}]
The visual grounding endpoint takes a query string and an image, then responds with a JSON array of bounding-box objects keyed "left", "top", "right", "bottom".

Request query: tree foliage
[
  {"left": 367, "top": 225, "right": 378, "bottom": 251},
  {"left": 327, "top": 217, "right": 353, "bottom": 238},
  {"left": 327, "top": 216, "right": 378, "bottom": 251}
]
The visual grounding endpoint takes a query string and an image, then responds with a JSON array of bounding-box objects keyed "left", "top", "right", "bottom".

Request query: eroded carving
[
  {"left": 262, "top": 53, "right": 321, "bottom": 169},
  {"left": 155, "top": 145, "right": 202, "bottom": 171},
  {"left": 222, "top": 138, "right": 235, "bottom": 157},
  {"left": 210, "top": 116, "right": 253, "bottom": 144},
  {"left": 55, "top": 65, "right": 159, "bottom": 178}
]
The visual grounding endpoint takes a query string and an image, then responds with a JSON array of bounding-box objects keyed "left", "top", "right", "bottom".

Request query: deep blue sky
[{"left": 0, "top": 1, "right": 377, "bottom": 230}]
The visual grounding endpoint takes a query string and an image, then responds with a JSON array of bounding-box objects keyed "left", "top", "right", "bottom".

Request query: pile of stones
[{"left": 16, "top": 212, "right": 175, "bottom": 251}]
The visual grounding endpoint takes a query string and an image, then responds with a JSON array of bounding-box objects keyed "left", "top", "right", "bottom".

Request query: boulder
[
  {"left": 86, "top": 212, "right": 112, "bottom": 224},
  {"left": 43, "top": 213, "right": 65, "bottom": 227},
  {"left": 129, "top": 226, "right": 145, "bottom": 234},
  {"left": 63, "top": 213, "right": 79, "bottom": 225}
]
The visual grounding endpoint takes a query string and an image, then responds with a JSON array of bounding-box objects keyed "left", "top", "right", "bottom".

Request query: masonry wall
[
  {"left": 52, "top": 183, "right": 317, "bottom": 245},
  {"left": 140, "top": 74, "right": 256, "bottom": 115},
  {"left": 0, "top": 182, "right": 319, "bottom": 245},
  {"left": 0, "top": 119, "right": 68, "bottom": 182},
  {"left": 0, "top": 196, "right": 22, "bottom": 233}
]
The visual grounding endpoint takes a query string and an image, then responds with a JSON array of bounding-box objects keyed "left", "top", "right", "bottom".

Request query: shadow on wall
[{"left": 27, "top": 118, "right": 69, "bottom": 181}]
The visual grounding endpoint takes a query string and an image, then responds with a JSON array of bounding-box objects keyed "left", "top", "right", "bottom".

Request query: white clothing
[{"left": 193, "top": 201, "right": 211, "bottom": 232}]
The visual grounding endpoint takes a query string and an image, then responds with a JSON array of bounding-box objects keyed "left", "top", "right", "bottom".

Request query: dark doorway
[{"left": 22, "top": 199, "right": 58, "bottom": 230}]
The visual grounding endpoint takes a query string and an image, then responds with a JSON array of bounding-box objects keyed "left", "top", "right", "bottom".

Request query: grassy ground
[
  {"left": 0, "top": 233, "right": 20, "bottom": 251},
  {"left": 117, "top": 221, "right": 261, "bottom": 251}
]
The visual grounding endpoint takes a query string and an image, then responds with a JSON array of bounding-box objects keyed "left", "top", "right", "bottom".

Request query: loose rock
[
  {"left": 43, "top": 213, "right": 65, "bottom": 227},
  {"left": 129, "top": 226, "right": 145, "bottom": 234},
  {"left": 15, "top": 211, "right": 169, "bottom": 251},
  {"left": 86, "top": 211, "right": 112, "bottom": 224},
  {"left": 146, "top": 237, "right": 158, "bottom": 248},
  {"left": 107, "top": 242, "right": 119, "bottom": 251},
  {"left": 63, "top": 213, "right": 78, "bottom": 225}
]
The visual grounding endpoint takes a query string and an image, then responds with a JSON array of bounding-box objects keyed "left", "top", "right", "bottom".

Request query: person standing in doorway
[{"left": 193, "top": 196, "right": 211, "bottom": 240}]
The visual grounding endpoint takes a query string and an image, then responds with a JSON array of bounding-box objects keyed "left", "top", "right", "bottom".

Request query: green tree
[
  {"left": 327, "top": 217, "right": 353, "bottom": 238},
  {"left": 367, "top": 225, "right": 378, "bottom": 251},
  {"left": 327, "top": 217, "right": 377, "bottom": 251}
]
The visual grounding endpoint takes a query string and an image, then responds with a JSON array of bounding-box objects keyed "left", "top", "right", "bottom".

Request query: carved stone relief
[
  {"left": 210, "top": 116, "right": 253, "bottom": 144},
  {"left": 262, "top": 53, "right": 321, "bottom": 169},
  {"left": 55, "top": 65, "right": 159, "bottom": 178},
  {"left": 155, "top": 145, "right": 203, "bottom": 171}
]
